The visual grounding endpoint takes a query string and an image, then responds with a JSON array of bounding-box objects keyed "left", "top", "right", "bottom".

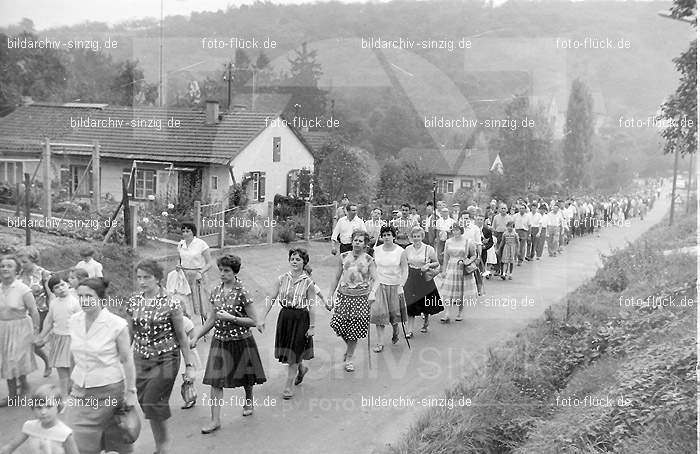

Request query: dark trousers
[
  {"left": 535, "top": 227, "right": 546, "bottom": 258},
  {"left": 494, "top": 231, "right": 505, "bottom": 273},
  {"left": 527, "top": 227, "right": 539, "bottom": 259},
  {"left": 516, "top": 229, "right": 529, "bottom": 262},
  {"left": 474, "top": 257, "right": 483, "bottom": 294}
]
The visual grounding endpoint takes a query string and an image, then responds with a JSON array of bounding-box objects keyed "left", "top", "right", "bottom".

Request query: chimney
[
  {"left": 21, "top": 96, "right": 34, "bottom": 106},
  {"left": 205, "top": 100, "right": 219, "bottom": 125}
]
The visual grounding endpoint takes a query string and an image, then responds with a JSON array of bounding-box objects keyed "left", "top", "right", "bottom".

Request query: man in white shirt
[
  {"left": 435, "top": 207, "right": 454, "bottom": 264},
  {"left": 526, "top": 202, "right": 541, "bottom": 261},
  {"left": 364, "top": 207, "right": 385, "bottom": 254},
  {"left": 545, "top": 204, "right": 565, "bottom": 257},
  {"left": 513, "top": 204, "right": 531, "bottom": 265},
  {"left": 331, "top": 203, "right": 366, "bottom": 254}
]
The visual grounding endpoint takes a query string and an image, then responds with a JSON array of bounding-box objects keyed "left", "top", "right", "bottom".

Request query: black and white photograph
[{"left": 0, "top": 0, "right": 696, "bottom": 452}]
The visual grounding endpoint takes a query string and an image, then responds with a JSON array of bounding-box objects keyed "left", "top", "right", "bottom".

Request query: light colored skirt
[
  {"left": 48, "top": 333, "right": 72, "bottom": 368},
  {"left": 438, "top": 259, "right": 478, "bottom": 306},
  {"left": 183, "top": 270, "right": 211, "bottom": 318},
  {"left": 0, "top": 317, "right": 37, "bottom": 379},
  {"left": 370, "top": 284, "right": 407, "bottom": 326}
]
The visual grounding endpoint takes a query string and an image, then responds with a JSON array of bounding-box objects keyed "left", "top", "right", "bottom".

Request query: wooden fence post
[
  {"left": 92, "top": 140, "right": 101, "bottom": 212},
  {"left": 42, "top": 138, "right": 51, "bottom": 217},
  {"left": 15, "top": 182, "right": 20, "bottom": 217},
  {"left": 194, "top": 201, "right": 201, "bottom": 235},
  {"left": 24, "top": 173, "right": 31, "bottom": 246},
  {"left": 130, "top": 202, "right": 138, "bottom": 250},
  {"left": 305, "top": 201, "right": 311, "bottom": 241},
  {"left": 219, "top": 202, "right": 225, "bottom": 249},
  {"left": 267, "top": 201, "right": 274, "bottom": 244}
]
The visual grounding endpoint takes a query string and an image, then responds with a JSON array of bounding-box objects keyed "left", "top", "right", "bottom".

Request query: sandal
[
  {"left": 294, "top": 365, "right": 309, "bottom": 386},
  {"left": 181, "top": 400, "right": 196, "bottom": 410},
  {"left": 344, "top": 361, "right": 354, "bottom": 372},
  {"left": 455, "top": 315, "right": 463, "bottom": 322},
  {"left": 440, "top": 317, "right": 450, "bottom": 324},
  {"left": 242, "top": 405, "right": 254, "bottom": 416},
  {"left": 420, "top": 326, "right": 428, "bottom": 333},
  {"left": 373, "top": 344, "right": 384, "bottom": 353},
  {"left": 282, "top": 388, "right": 294, "bottom": 400},
  {"left": 405, "top": 332, "right": 414, "bottom": 339},
  {"left": 201, "top": 423, "right": 221, "bottom": 434}
]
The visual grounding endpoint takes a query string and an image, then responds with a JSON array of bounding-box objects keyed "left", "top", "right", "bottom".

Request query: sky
[
  {"left": 0, "top": 0, "right": 525, "bottom": 30},
  {"left": 0, "top": 0, "right": 393, "bottom": 29}
]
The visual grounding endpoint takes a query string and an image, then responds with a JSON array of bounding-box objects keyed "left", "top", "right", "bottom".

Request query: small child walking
[
  {"left": 500, "top": 221, "right": 519, "bottom": 280},
  {"left": 0, "top": 384, "right": 79, "bottom": 454},
  {"left": 37, "top": 274, "right": 81, "bottom": 396}
]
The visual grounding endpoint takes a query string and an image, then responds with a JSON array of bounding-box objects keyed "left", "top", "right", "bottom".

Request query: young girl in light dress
[{"left": 0, "top": 384, "right": 79, "bottom": 454}]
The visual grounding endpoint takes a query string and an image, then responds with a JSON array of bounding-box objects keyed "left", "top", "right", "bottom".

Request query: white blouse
[
  {"left": 373, "top": 245, "right": 404, "bottom": 285},
  {"left": 70, "top": 309, "right": 127, "bottom": 388},
  {"left": 178, "top": 237, "right": 209, "bottom": 269}
]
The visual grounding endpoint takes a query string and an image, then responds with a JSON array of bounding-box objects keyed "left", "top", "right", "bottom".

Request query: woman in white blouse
[
  {"left": 176, "top": 222, "right": 214, "bottom": 319},
  {"left": 64, "top": 278, "right": 138, "bottom": 454}
]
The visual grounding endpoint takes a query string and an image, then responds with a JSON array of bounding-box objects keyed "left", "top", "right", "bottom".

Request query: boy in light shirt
[{"left": 75, "top": 246, "right": 103, "bottom": 278}]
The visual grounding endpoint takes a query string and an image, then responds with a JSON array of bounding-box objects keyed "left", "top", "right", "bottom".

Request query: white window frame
[
  {"left": 0, "top": 161, "right": 24, "bottom": 186},
  {"left": 438, "top": 178, "right": 454, "bottom": 194},
  {"left": 134, "top": 169, "right": 156, "bottom": 199},
  {"left": 251, "top": 172, "right": 260, "bottom": 200}
]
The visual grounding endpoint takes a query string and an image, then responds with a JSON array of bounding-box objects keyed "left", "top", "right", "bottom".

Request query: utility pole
[{"left": 225, "top": 62, "right": 233, "bottom": 111}]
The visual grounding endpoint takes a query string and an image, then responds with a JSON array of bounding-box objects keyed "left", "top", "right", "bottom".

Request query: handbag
[
  {"left": 460, "top": 239, "right": 478, "bottom": 275},
  {"left": 113, "top": 401, "right": 141, "bottom": 444},
  {"left": 181, "top": 374, "right": 197, "bottom": 406},
  {"left": 421, "top": 246, "right": 440, "bottom": 281}
]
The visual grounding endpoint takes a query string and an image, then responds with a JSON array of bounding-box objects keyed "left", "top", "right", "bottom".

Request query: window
[
  {"left": 437, "top": 179, "right": 454, "bottom": 194},
  {"left": 273, "top": 137, "right": 281, "bottom": 162},
  {"left": 461, "top": 179, "right": 473, "bottom": 189},
  {"left": 69, "top": 165, "right": 94, "bottom": 196},
  {"left": 477, "top": 181, "right": 482, "bottom": 189},
  {"left": 211, "top": 175, "right": 219, "bottom": 190},
  {"left": 0, "top": 161, "right": 23, "bottom": 185},
  {"left": 123, "top": 169, "right": 156, "bottom": 199},
  {"left": 248, "top": 171, "right": 266, "bottom": 201}
]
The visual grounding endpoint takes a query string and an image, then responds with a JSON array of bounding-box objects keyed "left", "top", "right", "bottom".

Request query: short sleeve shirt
[
  {"left": 276, "top": 272, "right": 313, "bottom": 309},
  {"left": 210, "top": 279, "right": 253, "bottom": 341},
  {"left": 23, "top": 419, "right": 72, "bottom": 454},
  {"left": 127, "top": 289, "right": 181, "bottom": 359},
  {"left": 338, "top": 252, "right": 374, "bottom": 296},
  {"left": 19, "top": 265, "right": 49, "bottom": 312},
  {"left": 178, "top": 237, "right": 209, "bottom": 269},
  {"left": 70, "top": 309, "right": 127, "bottom": 388},
  {"left": 0, "top": 279, "right": 31, "bottom": 319}
]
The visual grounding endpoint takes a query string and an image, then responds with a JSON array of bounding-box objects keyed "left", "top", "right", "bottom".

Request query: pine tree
[{"left": 562, "top": 79, "right": 594, "bottom": 188}]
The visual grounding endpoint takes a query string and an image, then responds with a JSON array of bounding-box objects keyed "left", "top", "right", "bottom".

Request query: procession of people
[{"left": 0, "top": 179, "right": 663, "bottom": 453}]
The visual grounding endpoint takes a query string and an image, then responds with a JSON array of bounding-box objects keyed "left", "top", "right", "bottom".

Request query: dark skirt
[
  {"left": 404, "top": 268, "right": 444, "bottom": 316},
  {"left": 330, "top": 293, "right": 370, "bottom": 341},
  {"left": 134, "top": 349, "right": 180, "bottom": 421},
  {"left": 203, "top": 335, "right": 267, "bottom": 389},
  {"left": 275, "top": 307, "right": 314, "bottom": 364}
]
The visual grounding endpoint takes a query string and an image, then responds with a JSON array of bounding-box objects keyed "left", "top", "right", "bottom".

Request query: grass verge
[{"left": 386, "top": 210, "right": 697, "bottom": 454}]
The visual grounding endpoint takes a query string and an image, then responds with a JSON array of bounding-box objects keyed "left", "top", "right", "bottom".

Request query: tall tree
[
  {"left": 286, "top": 42, "right": 327, "bottom": 122},
  {"left": 233, "top": 49, "right": 253, "bottom": 89},
  {"left": 490, "top": 95, "right": 557, "bottom": 193},
  {"left": 109, "top": 60, "right": 157, "bottom": 106},
  {"left": 659, "top": 0, "right": 696, "bottom": 156},
  {"left": 562, "top": 79, "right": 594, "bottom": 188}
]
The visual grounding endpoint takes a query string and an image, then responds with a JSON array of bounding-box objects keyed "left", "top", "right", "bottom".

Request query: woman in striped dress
[
  {"left": 261, "top": 248, "right": 316, "bottom": 400},
  {"left": 438, "top": 224, "right": 478, "bottom": 323}
]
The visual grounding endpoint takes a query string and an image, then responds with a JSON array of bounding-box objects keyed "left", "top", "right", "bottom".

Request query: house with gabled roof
[
  {"left": 399, "top": 139, "right": 493, "bottom": 196},
  {"left": 0, "top": 100, "right": 316, "bottom": 215}
]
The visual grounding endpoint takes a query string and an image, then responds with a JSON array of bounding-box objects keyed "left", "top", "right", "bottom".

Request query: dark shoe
[
  {"left": 181, "top": 400, "right": 196, "bottom": 410},
  {"left": 391, "top": 332, "right": 399, "bottom": 344},
  {"left": 294, "top": 365, "right": 309, "bottom": 386},
  {"left": 242, "top": 405, "right": 254, "bottom": 416}
]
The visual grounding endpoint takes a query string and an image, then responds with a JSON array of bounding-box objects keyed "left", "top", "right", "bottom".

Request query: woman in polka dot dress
[{"left": 327, "top": 230, "right": 376, "bottom": 372}]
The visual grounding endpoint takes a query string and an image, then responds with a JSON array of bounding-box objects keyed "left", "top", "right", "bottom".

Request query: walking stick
[{"left": 399, "top": 292, "right": 411, "bottom": 349}]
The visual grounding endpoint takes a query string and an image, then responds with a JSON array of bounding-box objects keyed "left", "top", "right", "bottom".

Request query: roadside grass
[{"left": 386, "top": 210, "right": 697, "bottom": 454}]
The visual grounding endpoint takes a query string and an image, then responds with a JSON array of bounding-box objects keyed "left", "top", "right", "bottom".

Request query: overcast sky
[
  {"left": 0, "top": 0, "right": 394, "bottom": 29},
  {"left": 0, "top": 0, "right": 540, "bottom": 30}
]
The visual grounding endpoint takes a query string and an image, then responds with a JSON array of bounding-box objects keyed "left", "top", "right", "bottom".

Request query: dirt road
[{"left": 0, "top": 191, "right": 670, "bottom": 454}]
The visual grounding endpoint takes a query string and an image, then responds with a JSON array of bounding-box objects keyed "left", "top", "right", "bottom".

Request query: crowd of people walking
[{"left": 0, "top": 179, "right": 663, "bottom": 453}]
